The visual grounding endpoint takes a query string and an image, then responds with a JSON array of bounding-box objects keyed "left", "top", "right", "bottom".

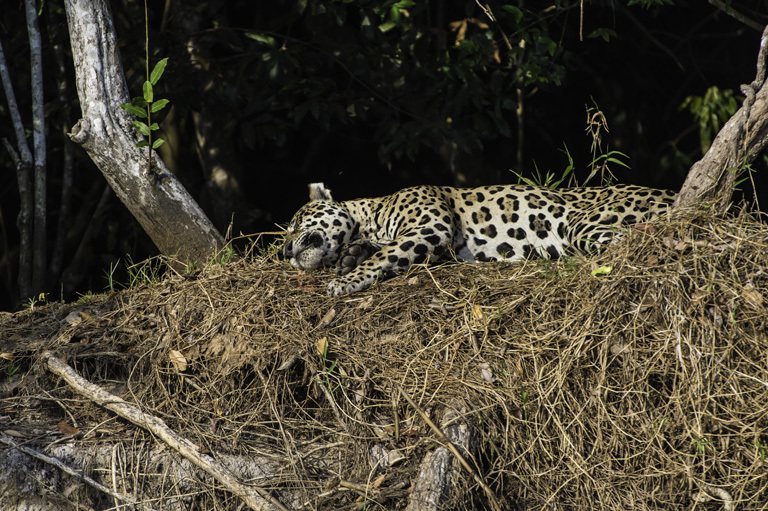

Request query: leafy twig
[{"left": 119, "top": 0, "right": 170, "bottom": 175}]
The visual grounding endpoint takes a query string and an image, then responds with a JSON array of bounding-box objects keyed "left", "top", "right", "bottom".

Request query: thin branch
[
  {"left": 0, "top": 432, "right": 157, "bottom": 511},
  {"left": 0, "top": 44, "right": 33, "bottom": 164},
  {"left": 623, "top": 8, "right": 684, "bottom": 72},
  {"left": 474, "top": 0, "right": 523, "bottom": 177},
  {"left": 709, "top": 0, "right": 764, "bottom": 32},
  {"left": 43, "top": 351, "right": 288, "bottom": 511}
]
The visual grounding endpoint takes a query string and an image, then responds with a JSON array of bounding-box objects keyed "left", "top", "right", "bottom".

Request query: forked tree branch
[{"left": 675, "top": 25, "right": 768, "bottom": 210}]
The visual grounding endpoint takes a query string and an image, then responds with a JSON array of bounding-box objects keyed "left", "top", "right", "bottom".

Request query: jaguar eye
[{"left": 308, "top": 232, "right": 324, "bottom": 247}]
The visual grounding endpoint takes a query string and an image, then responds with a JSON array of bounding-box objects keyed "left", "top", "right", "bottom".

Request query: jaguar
[{"left": 282, "top": 182, "right": 675, "bottom": 296}]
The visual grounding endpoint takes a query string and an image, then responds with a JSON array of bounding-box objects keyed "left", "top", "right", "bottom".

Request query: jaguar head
[{"left": 282, "top": 183, "right": 358, "bottom": 271}]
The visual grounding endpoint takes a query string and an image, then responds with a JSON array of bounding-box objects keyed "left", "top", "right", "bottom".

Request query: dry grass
[{"left": 2, "top": 208, "right": 768, "bottom": 510}]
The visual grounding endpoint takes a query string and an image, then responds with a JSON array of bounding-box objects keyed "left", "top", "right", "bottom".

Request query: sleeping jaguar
[{"left": 282, "top": 182, "right": 675, "bottom": 296}]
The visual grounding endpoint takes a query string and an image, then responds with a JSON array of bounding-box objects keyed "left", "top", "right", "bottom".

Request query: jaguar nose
[{"left": 281, "top": 240, "right": 293, "bottom": 259}]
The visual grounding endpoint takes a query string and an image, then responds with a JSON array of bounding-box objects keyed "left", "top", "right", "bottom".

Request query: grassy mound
[{"left": 2, "top": 210, "right": 767, "bottom": 510}]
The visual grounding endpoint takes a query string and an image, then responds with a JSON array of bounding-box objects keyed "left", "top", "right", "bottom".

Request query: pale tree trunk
[
  {"left": 0, "top": 42, "right": 34, "bottom": 301},
  {"left": 63, "top": 0, "right": 225, "bottom": 264},
  {"left": 675, "top": 25, "right": 768, "bottom": 211}
]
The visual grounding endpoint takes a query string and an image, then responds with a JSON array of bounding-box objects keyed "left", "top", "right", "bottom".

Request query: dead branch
[
  {"left": 42, "top": 351, "right": 288, "bottom": 511},
  {"left": 398, "top": 385, "right": 503, "bottom": 511},
  {"left": 675, "top": 24, "right": 768, "bottom": 210},
  {"left": 0, "top": 432, "right": 155, "bottom": 511}
]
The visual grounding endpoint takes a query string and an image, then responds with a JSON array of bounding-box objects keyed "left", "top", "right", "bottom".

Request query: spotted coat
[{"left": 282, "top": 182, "right": 675, "bottom": 296}]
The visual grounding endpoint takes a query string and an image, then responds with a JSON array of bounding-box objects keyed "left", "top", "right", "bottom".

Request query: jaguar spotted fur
[{"left": 282, "top": 182, "right": 675, "bottom": 296}]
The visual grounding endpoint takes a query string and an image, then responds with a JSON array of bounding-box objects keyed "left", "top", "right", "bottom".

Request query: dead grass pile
[{"left": 2, "top": 209, "right": 768, "bottom": 510}]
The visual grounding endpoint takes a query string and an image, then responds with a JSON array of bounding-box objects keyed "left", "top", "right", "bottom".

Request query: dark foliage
[{"left": 0, "top": 0, "right": 766, "bottom": 310}]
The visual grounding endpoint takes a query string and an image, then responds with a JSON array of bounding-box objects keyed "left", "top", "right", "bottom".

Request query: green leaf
[
  {"left": 143, "top": 81, "right": 153, "bottom": 103},
  {"left": 149, "top": 58, "right": 168, "bottom": 85},
  {"left": 606, "top": 156, "right": 630, "bottom": 168},
  {"left": 131, "top": 96, "right": 148, "bottom": 108},
  {"left": 136, "top": 141, "right": 149, "bottom": 148},
  {"left": 591, "top": 266, "right": 613, "bottom": 277},
  {"left": 151, "top": 99, "right": 170, "bottom": 112},
  {"left": 120, "top": 102, "right": 148, "bottom": 118},
  {"left": 587, "top": 28, "right": 616, "bottom": 42},
  {"left": 149, "top": 122, "right": 160, "bottom": 131},
  {"left": 132, "top": 121, "right": 151, "bottom": 136},
  {"left": 378, "top": 21, "right": 396, "bottom": 33},
  {"left": 152, "top": 138, "right": 166, "bottom": 149},
  {"left": 501, "top": 5, "right": 523, "bottom": 24},
  {"left": 244, "top": 32, "right": 276, "bottom": 46},
  {"left": 390, "top": 5, "right": 400, "bottom": 23}
]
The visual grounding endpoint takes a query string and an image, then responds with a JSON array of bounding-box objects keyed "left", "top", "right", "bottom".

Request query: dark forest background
[{"left": 1, "top": 0, "right": 767, "bottom": 311}]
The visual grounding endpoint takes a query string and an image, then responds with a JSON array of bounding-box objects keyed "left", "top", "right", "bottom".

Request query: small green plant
[
  {"left": 727, "top": 161, "right": 758, "bottom": 209},
  {"left": 119, "top": 0, "right": 170, "bottom": 175},
  {"left": 754, "top": 440, "right": 768, "bottom": 460},
  {"left": 513, "top": 144, "right": 574, "bottom": 189},
  {"left": 583, "top": 101, "right": 630, "bottom": 185},
  {"left": 120, "top": 58, "right": 169, "bottom": 159},
  {"left": 26, "top": 292, "right": 47, "bottom": 310},
  {"left": 587, "top": 148, "right": 629, "bottom": 185},
  {"left": 125, "top": 255, "right": 166, "bottom": 288},
  {"left": 104, "top": 261, "right": 119, "bottom": 292},
  {"left": 692, "top": 435, "right": 712, "bottom": 456},
  {"left": 313, "top": 338, "right": 340, "bottom": 391},
  {"left": 77, "top": 291, "right": 96, "bottom": 303},
  {"left": 537, "top": 254, "right": 578, "bottom": 280},
  {"left": 210, "top": 245, "right": 237, "bottom": 267},
  {"left": 5, "top": 361, "right": 20, "bottom": 383},
  {"left": 680, "top": 86, "right": 740, "bottom": 154}
]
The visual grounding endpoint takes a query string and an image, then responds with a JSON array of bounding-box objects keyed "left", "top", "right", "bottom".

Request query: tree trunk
[
  {"left": 0, "top": 40, "right": 34, "bottom": 302},
  {"left": 675, "top": 25, "right": 768, "bottom": 210},
  {"left": 63, "top": 0, "right": 225, "bottom": 265}
]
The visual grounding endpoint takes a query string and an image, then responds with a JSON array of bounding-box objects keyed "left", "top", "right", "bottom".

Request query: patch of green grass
[
  {"left": 512, "top": 144, "right": 574, "bottom": 189},
  {"left": 125, "top": 255, "right": 167, "bottom": 287}
]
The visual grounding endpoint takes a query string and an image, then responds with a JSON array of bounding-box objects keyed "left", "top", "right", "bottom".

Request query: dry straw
[{"left": 2, "top": 208, "right": 768, "bottom": 510}]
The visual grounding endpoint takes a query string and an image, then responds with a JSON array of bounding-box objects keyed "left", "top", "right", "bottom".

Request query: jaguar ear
[{"left": 309, "top": 182, "right": 334, "bottom": 202}]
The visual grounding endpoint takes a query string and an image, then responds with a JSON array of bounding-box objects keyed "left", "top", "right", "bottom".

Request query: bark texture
[
  {"left": 406, "top": 407, "right": 476, "bottom": 511},
  {"left": 63, "top": 0, "right": 225, "bottom": 264},
  {"left": 675, "top": 25, "right": 768, "bottom": 210}
]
